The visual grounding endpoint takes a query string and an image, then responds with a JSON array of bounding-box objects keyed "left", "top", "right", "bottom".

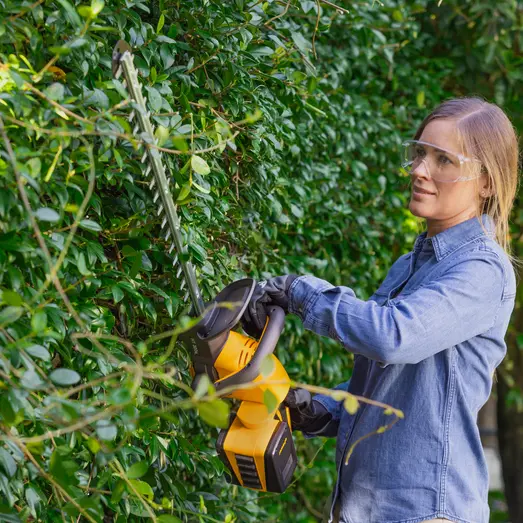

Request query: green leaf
[
  {"left": 44, "top": 83, "right": 65, "bottom": 101},
  {"left": 291, "top": 32, "right": 311, "bottom": 53},
  {"left": 129, "top": 254, "right": 142, "bottom": 278},
  {"left": 0, "top": 306, "right": 23, "bottom": 326},
  {"left": 31, "top": 310, "right": 47, "bottom": 332},
  {"left": 109, "top": 387, "right": 131, "bottom": 405},
  {"left": 111, "top": 285, "right": 124, "bottom": 303},
  {"left": 193, "top": 374, "right": 213, "bottom": 401},
  {"left": 96, "top": 420, "right": 117, "bottom": 441},
  {"left": 192, "top": 180, "right": 210, "bottom": 194},
  {"left": 50, "top": 446, "right": 79, "bottom": 488},
  {"left": 416, "top": 90, "right": 425, "bottom": 108},
  {"left": 35, "top": 207, "right": 60, "bottom": 222},
  {"left": 1, "top": 290, "right": 23, "bottom": 306},
  {"left": 343, "top": 395, "right": 359, "bottom": 415},
  {"left": 78, "top": 5, "right": 93, "bottom": 18},
  {"left": 157, "top": 516, "right": 182, "bottom": 523},
  {"left": 0, "top": 395, "right": 16, "bottom": 424},
  {"left": 77, "top": 252, "right": 90, "bottom": 276},
  {"left": 147, "top": 87, "right": 162, "bottom": 111},
  {"left": 290, "top": 204, "right": 303, "bottom": 219},
  {"left": 21, "top": 369, "right": 45, "bottom": 390},
  {"left": 330, "top": 391, "right": 346, "bottom": 402},
  {"left": 111, "top": 480, "right": 125, "bottom": 504},
  {"left": 86, "top": 437, "right": 101, "bottom": 454},
  {"left": 55, "top": 0, "right": 82, "bottom": 26},
  {"left": 260, "top": 355, "right": 275, "bottom": 377},
  {"left": 198, "top": 399, "right": 229, "bottom": 428},
  {"left": 160, "top": 43, "right": 176, "bottom": 69},
  {"left": 249, "top": 46, "right": 274, "bottom": 57},
  {"left": 49, "top": 368, "right": 81, "bottom": 386},
  {"left": 155, "top": 125, "right": 169, "bottom": 146},
  {"left": 263, "top": 389, "right": 278, "bottom": 414},
  {"left": 49, "top": 46, "right": 72, "bottom": 56},
  {"left": 157, "top": 13, "right": 165, "bottom": 33},
  {"left": 25, "top": 487, "right": 41, "bottom": 516},
  {"left": 127, "top": 461, "right": 148, "bottom": 479},
  {"left": 191, "top": 155, "right": 210, "bottom": 175},
  {"left": 176, "top": 182, "right": 191, "bottom": 202},
  {"left": 0, "top": 448, "right": 16, "bottom": 478},
  {"left": 91, "top": 0, "right": 104, "bottom": 15},
  {"left": 0, "top": 510, "right": 22, "bottom": 523},
  {"left": 189, "top": 243, "right": 206, "bottom": 263},
  {"left": 26, "top": 344, "right": 51, "bottom": 361},
  {"left": 79, "top": 219, "right": 102, "bottom": 232},
  {"left": 128, "top": 479, "right": 154, "bottom": 499}
]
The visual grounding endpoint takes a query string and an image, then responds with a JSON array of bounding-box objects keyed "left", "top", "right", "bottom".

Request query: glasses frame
[{"left": 401, "top": 139, "right": 483, "bottom": 183}]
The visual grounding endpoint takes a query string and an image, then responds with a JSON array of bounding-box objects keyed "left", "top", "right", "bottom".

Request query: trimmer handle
[{"left": 214, "top": 305, "right": 285, "bottom": 393}]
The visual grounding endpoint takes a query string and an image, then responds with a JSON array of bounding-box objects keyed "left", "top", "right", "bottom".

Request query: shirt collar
[{"left": 414, "top": 214, "right": 495, "bottom": 262}]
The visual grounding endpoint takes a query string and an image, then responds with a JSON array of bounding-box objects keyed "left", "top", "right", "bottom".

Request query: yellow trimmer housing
[{"left": 181, "top": 279, "right": 297, "bottom": 493}]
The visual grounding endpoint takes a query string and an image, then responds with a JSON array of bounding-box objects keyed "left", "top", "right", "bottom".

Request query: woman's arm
[{"left": 289, "top": 252, "right": 506, "bottom": 365}]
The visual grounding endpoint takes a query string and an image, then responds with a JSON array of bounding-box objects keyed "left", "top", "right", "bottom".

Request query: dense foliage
[{"left": 0, "top": 0, "right": 520, "bottom": 522}]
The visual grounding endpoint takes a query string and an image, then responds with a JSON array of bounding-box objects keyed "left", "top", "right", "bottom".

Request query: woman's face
[{"left": 408, "top": 119, "right": 486, "bottom": 231}]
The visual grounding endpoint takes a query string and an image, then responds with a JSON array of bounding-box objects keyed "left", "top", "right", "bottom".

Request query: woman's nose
[{"left": 412, "top": 158, "right": 431, "bottom": 180}]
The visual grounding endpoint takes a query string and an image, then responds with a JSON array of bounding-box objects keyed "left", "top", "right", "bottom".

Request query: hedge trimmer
[{"left": 112, "top": 40, "right": 296, "bottom": 493}]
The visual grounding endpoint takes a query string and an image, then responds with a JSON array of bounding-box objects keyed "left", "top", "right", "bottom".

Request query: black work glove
[
  {"left": 283, "top": 388, "right": 332, "bottom": 433},
  {"left": 241, "top": 274, "right": 299, "bottom": 338}
]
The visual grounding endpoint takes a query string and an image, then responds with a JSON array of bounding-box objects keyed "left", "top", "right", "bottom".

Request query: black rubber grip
[{"left": 214, "top": 305, "right": 285, "bottom": 392}]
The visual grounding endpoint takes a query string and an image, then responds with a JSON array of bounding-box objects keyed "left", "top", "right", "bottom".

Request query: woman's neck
[{"left": 426, "top": 210, "right": 478, "bottom": 238}]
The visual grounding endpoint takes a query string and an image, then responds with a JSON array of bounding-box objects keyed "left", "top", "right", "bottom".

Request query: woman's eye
[
  {"left": 438, "top": 154, "right": 452, "bottom": 166},
  {"left": 414, "top": 147, "right": 426, "bottom": 158}
]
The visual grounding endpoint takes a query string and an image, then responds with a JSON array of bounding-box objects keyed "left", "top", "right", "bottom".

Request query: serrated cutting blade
[{"left": 112, "top": 40, "right": 204, "bottom": 316}]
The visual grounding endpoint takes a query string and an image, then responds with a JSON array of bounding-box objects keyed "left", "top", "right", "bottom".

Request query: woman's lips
[
  {"left": 412, "top": 186, "right": 436, "bottom": 201},
  {"left": 413, "top": 186, "right": 436, "bottom": 196}
]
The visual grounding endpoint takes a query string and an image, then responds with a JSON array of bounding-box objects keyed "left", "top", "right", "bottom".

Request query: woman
[{"left": 242, "top": 98, "right": 519, "bottom": 523}]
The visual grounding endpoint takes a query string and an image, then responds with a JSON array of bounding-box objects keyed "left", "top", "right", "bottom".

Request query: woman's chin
[{"left": 408, "top": 199, "right": 431, "bottom": 219}]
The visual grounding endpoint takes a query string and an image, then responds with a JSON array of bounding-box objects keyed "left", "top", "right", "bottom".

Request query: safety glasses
[{"left": 401, "top": 140, "right": 483, "bottom": 183}]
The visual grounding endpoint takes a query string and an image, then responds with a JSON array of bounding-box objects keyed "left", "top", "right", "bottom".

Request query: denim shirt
[{"left": 288, "top": 215, "right": 516, "bottom": 523}]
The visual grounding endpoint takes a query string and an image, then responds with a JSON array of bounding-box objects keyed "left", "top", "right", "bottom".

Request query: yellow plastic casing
[
  {"left": 214, "top": 330, "right": 290, "bottom": 422},
  {"left": 213, "top": 328, "right": 292, "bottom": 491}
]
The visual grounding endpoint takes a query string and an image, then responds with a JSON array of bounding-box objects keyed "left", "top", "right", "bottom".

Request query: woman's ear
[{"left": 479, "top": 175, "right": 494, "bottom": 199}]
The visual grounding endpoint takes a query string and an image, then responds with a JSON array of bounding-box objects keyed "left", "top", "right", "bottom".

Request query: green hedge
[{"left": 0, "top": 0, "right": 520, "bottom": 522}]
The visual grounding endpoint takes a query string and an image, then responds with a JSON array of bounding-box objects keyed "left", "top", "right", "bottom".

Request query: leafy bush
[{"left": 0, "top": 0, "right": 519, "bottom": 522}]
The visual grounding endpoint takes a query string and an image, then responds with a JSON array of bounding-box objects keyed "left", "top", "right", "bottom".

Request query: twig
[
  {"left": 187, "top": 50, "right": 220, "bottom": 74},
  {"left": 25, "top": 84, "right": 92, "bottom": 124},
  {"left": 265, "top": 0, "right": 292, "bottom": 25},
  {"left": 8, "top": 439, "right": 98, "bottom": 523},
  {"left": 319, "top": 0, "right": 350, "bottom": 14},
  {"left": 0, "top": 116, "right": 144, "bottom": 391},
  {"left": 111, "top": 460, "right": 157, "bottom": 521},
  {"left": 7, "top": 0, "right": 45, "bottom": 22},
  {"left": 312, "top": 0, "right": 321, "bottom": 58},
  {"left": 30, "top": 141, "right": 96, "bottom": 303}
]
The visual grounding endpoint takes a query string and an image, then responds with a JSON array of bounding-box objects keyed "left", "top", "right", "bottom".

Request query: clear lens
[{"left": 402, "top": 141, "right": 477, "bottom": 183}]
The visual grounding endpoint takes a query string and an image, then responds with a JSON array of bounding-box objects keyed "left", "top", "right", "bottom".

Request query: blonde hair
[{"left": 414, "top": 97, "right": 520, "bottom": 258}]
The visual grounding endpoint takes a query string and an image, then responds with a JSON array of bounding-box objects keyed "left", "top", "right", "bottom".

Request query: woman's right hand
[{"left": 283, "top": 388, "right": 332, "bottom": 433}]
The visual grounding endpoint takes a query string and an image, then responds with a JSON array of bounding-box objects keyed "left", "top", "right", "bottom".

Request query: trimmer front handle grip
[{"left": 214, "top": 305, "right": 285, "bottom": 393}]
